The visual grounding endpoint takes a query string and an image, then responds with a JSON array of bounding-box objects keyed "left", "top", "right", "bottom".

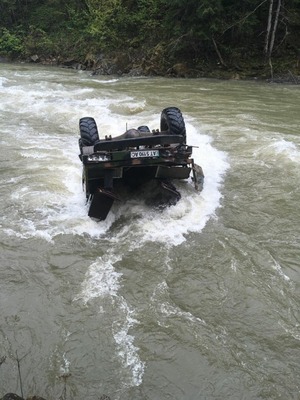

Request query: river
[{"left": 0, "top": 63, "right": 299, "bottom": 400}]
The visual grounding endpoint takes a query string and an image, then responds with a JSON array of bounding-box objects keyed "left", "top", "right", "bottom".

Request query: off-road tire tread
[
  {"left": 79, "top": 117, "right": 99, "bottom": 146},
  {"left": 160, "top": 107, "right": 186, "bottom": 142}
]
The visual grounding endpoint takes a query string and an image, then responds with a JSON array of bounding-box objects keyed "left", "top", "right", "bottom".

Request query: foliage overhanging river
[{"left": 0, "top": 63, "right": 299, "bottom": 400}]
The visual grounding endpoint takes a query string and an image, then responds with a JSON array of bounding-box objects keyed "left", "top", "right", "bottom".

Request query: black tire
[
  {"left": 79, "top": 117, "right": 99, "bottom": 146},
  {"left": 78, "top": 137, "right": 83, "bottom": 153},
  {"left": 160, "top": 107, "right": 186, "bottom": 143}
]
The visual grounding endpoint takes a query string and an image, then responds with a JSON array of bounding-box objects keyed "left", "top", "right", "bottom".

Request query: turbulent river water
[{"left": 0, "top": 63, "right": 299, "bottom": 400}]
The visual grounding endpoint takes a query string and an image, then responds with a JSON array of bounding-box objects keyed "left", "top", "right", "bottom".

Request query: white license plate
[{"left": 130, "top": 150, "right": 159, "bottom": 158}]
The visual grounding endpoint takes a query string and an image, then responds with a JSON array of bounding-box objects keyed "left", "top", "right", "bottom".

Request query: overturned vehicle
[{"left": 78, "top": 107, "right": 204, "bottom": 220}]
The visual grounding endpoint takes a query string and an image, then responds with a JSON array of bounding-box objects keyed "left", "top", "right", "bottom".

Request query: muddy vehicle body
[{"left": 78, "top": 107, "right": 204, "bottom": 220}]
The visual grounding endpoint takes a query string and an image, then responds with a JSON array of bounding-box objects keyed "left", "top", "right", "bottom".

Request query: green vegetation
[{"left": 0, "top": 0, "right": 299, "bottom": 78}]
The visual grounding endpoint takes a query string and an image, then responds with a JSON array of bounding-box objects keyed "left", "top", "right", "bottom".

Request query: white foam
[
  {"left": 152, "top": 281, "right": 206, "bottom": 328},
  {"left": 271, "top": 259, "right": 290, "bottom": 282},
  {"left": 113, "top": 298, "right": 145, "bottom": 387},
  {"left": 272, "top": 139, "right": 300, "bottom": 162},
  {"left": 278, "top": 320, "right": 300, "bottom": 341},
  {"left": 0, "top": 76, "right": 8, "bottom": 87},
  {"left": 60, "top": 353, "right": 71, "bottom": 375},
  {"left": 79, "top": 255, "right": 123, "bottom": 302},
  {"left": 76, "top": 255, "right": 145, "bottom": 386},
  {"left": 254, "top": 139, "right": 300, "bottom": 164}
]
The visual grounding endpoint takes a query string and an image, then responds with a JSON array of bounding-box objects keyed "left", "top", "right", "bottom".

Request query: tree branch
[{"left": 222, "top": 0, "right": 268, "bottom": 35}]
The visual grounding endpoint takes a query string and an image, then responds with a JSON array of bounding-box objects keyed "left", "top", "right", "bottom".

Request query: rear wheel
[
  {"left": 79, "top": 117, "right": 99, "bottom": 146},
  {"left": 160, "top": 107, "right": 186, "bottom": 143}
]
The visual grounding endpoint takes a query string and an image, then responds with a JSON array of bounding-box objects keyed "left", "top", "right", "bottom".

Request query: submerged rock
[
  {"left": 2, "top": 394, "right": 24, "bottom": 400},
  {"left": 1, "top": 395, "right": 47, "bottom": 400}
]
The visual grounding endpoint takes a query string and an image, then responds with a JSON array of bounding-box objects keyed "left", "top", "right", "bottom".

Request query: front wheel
[{"left": 160, "top": 107, "right": 186, "bottom": 143}]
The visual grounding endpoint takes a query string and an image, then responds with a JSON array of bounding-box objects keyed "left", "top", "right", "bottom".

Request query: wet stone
[{"left": 2, "top": 394, "right": 24, "bottom": 400}]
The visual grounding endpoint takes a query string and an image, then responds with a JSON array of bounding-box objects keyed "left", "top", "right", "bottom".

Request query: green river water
[{"left": 0, "top": 63, "right": 299, "bottom": 400}]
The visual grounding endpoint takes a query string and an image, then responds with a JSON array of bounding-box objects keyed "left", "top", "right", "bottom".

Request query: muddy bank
[{"left": 15, "top": 50, "right": 300, "bottom": 84}]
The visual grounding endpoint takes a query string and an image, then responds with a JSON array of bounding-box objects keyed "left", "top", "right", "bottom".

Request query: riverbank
[
  {"left": 1, "top": 52, "right": 300, "bottom": 84},
  {"left": 30, "top": 52, "right": 300, "bottom": 83}
]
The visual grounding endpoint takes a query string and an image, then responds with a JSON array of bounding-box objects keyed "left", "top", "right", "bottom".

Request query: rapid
[{"left": 0, "top": 63, "right": 299, "bottom": 400}]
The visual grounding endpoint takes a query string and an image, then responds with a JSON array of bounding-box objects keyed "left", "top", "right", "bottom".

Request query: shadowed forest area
[{"left": 0, "top": 1, "right": 300, "bottom": 76}]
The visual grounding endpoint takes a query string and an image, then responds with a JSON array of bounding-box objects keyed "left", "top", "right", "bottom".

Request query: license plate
[{"left": 130, "top": 150, "right": 159, "bottom": 158}]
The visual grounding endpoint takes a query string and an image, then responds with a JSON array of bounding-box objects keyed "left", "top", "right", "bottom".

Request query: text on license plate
[{"left": 131, "top": 150, "right": 159, "bottom": 158}]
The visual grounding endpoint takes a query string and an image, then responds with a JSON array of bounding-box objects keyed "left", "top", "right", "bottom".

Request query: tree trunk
[
  {"left": 269, "top": 0, "right": 282, "bottom": 56},
  {"left": 264, "top": 0, "right": 273, "bottom": 55},
  {"left": 212, "top": 36, "right": 226, "bottom": 67}
]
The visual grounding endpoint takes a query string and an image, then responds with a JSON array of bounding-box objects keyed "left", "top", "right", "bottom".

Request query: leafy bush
[
  {"left": 0, "top": 28, "right": 24, "bottom": 57},
  {"left": 23, "top": 27, "right": 56, "bottom": 56}
]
